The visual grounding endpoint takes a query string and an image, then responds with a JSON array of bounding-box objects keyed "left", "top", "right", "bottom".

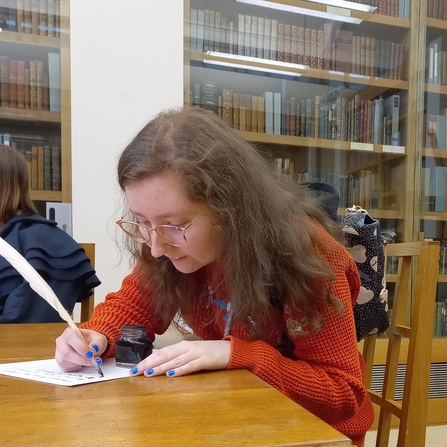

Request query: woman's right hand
[{"left": 55, "top": 327, "right": 108, "bottom": 372}]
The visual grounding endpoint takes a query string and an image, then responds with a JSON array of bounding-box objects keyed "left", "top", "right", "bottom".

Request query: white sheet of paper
[{"left": 0, "top": 358, "right": 131, "bottom": 387}]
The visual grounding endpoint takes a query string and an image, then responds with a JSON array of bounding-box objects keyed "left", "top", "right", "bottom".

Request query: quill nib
[{"left": 90, "top": 357, "right": 104, "bottom": 377}]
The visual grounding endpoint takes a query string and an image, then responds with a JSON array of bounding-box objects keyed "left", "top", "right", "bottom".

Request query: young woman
[
  {"left": 55, "top": 107, "right": 373, "bottom": 446},
  {"left": 0, "top": 144, "right": 100, "bottom": 323}
]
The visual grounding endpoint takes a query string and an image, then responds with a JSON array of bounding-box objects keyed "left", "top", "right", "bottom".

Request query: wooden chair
[
  {"left": 361, "top": 241, "right": 440, "bottom": 447},
  {"left": 78, "top": 243, "right": 96, "bottom": 322}
]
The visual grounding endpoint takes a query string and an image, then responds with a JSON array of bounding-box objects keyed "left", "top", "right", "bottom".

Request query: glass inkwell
[{"left": 115, "top": 324, "right": 153, "bottom": 368}]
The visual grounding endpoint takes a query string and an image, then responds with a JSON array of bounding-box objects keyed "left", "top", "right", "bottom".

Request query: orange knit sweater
[{"left": 82, "top": 225, "right": 374, "bottom": 446}]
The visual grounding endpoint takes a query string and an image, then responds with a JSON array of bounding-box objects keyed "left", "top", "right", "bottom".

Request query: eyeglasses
[{"left": 116, "top": 208, "right": 209, "bottom": 247}]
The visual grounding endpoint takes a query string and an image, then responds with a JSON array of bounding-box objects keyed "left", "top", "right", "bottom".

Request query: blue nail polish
[
  {"left": 91, "top": 344, "right": 99, "bottom": 353},
  {"left": 146, "top": 368, "right": 154, "bottom": 376},
  {"left": 96, "top": 358, "right": 103, "bottom": 366},
  {"left": 167, "top": 370, "right": 175, "bottom": 377},
  {"left": 85, "top": 351, "right": 94, "bottom": 359},
  {"left": 130, "top": 367, "right": 138, "bottom": 375}
]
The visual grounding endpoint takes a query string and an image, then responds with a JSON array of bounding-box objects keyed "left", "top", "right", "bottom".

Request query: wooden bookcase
[
  {"left": 184, "top": 0, "right": 447, "bottom": 425},
  {"left": 0, "top": 0, "right": 71, "bottom": 206}
]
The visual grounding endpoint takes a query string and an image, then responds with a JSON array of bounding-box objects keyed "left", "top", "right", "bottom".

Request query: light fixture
[
  {"left": 235, "top": 0, "right": 363, "bottom": 24},
  {"left": 203, "top": 51, "right": 308, "bottom": 77},
  {"left": 207, "top": 51, "right": 309, "bottom": 70},
  {"left": 302, "top": 0, "right": 375, "bottom": 13}
]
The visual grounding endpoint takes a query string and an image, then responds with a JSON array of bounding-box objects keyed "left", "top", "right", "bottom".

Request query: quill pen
[{"left": 0, "top": 237, "right": 103, "bottom": 377}]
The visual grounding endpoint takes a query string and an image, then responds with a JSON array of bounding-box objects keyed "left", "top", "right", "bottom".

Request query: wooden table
[{"left": 0, "top": 324, "right": 353, "bottom": 447}]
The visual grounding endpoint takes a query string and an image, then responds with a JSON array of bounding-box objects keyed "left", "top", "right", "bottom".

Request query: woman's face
[{"left": 124, "top": 172, "right": 222, "bottom": 274}]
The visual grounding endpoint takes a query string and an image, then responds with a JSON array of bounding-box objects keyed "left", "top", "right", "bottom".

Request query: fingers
[
  {"left": 130, "top": 340, "right": 231, "bottom": 378},
  {"left": 54, "top": 327, "right": 107, "bottom": 372}
]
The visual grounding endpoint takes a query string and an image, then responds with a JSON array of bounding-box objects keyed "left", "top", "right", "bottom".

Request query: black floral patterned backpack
[
  {"left": 339, "top": 205, "right": 390, "bottom": 341},
  {"left": 307, "top": 184, "right": 391, "bottom": 341}
]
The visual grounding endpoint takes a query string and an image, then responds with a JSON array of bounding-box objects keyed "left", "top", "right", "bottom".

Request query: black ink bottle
[{"left": 115, "top": 324, "right": 153, "bottom": 368}]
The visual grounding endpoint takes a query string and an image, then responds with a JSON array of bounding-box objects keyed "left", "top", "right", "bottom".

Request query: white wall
[{"left": 70, "top": 1, "right": 184, "bottom": 304}]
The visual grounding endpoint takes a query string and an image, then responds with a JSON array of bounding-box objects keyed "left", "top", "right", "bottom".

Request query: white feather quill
[{"left": 0, "top": 237, "right": 103, "bottom": 376}]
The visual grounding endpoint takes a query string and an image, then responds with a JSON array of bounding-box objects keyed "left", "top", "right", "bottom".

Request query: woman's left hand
[{"left": 130, "top": 340, "right": 231, "bottom": 378}]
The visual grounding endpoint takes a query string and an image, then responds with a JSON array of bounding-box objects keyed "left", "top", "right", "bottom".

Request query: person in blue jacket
[{"left": 0, "top": 143, "right": 101, "bottom": 323}]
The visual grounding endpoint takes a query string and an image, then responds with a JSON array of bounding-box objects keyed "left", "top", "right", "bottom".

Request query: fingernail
[
  {"left": 167, "top": 370, "right": 175, "bottom": 377},
  {"left": 85, "top": 351, "right": 94, "bottom": 359},
  {"left": 130, "top": 367, "right": 138, "bottom": 375},
  {"left": 91, "top": 344, "right": 99, "bottom": 353},
  {"left": 145, "top": 368, "right": 154, "bottom": 376},
  {"left": 96, "top": 358, "right": 103, "bottom": 366}
]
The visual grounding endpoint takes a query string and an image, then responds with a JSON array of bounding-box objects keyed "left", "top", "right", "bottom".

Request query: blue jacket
[{"left": 0, "top": 212, "right": 101, "bottom": 323}]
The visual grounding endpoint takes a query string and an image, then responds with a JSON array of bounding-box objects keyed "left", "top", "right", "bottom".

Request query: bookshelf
[
  {"left": 0, "top": 0, "right": 71, "bottom": 206},
  {"left": 184, "top": 0, "right": 447, "bottom": 425}
]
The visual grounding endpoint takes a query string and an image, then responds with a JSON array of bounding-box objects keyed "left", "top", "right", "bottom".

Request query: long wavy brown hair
[
  {"left": 0, "top": 144, "right": 37, "bottom": 227},
  {"left": 117, "top": 107, "right": 344, "bottom": 337}
]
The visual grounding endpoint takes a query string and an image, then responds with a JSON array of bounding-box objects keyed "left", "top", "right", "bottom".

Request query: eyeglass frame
[{"left": 116, "top": 207, "right": 209, "bottom": 247}]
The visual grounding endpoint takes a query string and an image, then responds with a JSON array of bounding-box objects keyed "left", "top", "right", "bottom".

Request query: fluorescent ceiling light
[
  {"left": 207, "top": 51, "right": 309, "bottom": 70},
  {"left": 203, "top": 59, "right": 303, "bottom": 77},
  {"left": 304, "top": 0, "right": 375, "bottom": 13},
  {"left": 235, "top": 0, "right": 363, "bottom": 24}
]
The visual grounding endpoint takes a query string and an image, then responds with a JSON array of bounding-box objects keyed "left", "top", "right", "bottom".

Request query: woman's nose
[{"left": 148, "top": 231, "right": 168, "bottom": 258}]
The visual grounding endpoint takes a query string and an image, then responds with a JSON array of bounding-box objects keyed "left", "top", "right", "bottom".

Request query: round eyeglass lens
[{"left": 156, "top": 226, "right": 185, "bottom": 245}]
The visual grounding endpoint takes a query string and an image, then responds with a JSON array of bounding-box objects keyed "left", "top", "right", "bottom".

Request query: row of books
[
  {"left": 270, "top": 158, "right": 381, "bottom": 210},
  {"left": 426, "top": 36, "right": 447, "bottom": 86},
  {"left": 0, "top": 53, "right": 60, "bottom": 111},
  {"left": 420, "top": 164, "right": 447, "bottom": 213},
  {"left": 427, "top": 0, "right": 447, "bottom": 20},
  {"left": 193, "top": 81, "right": 401, "bottom": 145},
  {"left": 0, "top": 0, "right": 61, "bottom": 36},
  {"left": 190, "top": 9, "right": 405, "bottom": 80},
  {"left": 21, "top": 145, "right": 61, "bottom": 191},
  {"left": 1, "top": 138, "right": 62, "bottom": 191}
]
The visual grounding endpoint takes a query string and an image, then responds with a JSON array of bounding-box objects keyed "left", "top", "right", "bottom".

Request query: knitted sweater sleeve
[
  {"left": 225, "top": 230, "right": 367, "bottom": 427},
  {"left": 81, "top": 270, "right": 169, "bottom": 357}
]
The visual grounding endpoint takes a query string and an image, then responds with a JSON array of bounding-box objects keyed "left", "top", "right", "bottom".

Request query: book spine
[
  {"left": 37, "top": 146, "right": 44, "bottom": 190},
  {"left": 277, "top": 22, "right": 285, "bottom": 62},
  {"left": 31, "top": 0, "right": 39, "bottom": 34},
  {"left": 297, "top": 26, "right": 305, "bottom": 65},
  {"left": 16, "top": 61, "right": 26, "bottom": 109},
  {"left": 273, "top": 92, "right": 281, "bottom": 135},
  {"left": 190, "top": 8, "right": 198, "bottom": 51},
  {"left": 304, "top": 27, "right": 311, "bottom": 66},
  {"left": 251, "top": 16, "right": 258, "bottom": 59},
  {"left": 48, "top": 52, "right": 61, "bottom": 111},
  {"left": 271, "top": 20, "right": 278, "bottom": 61},
  {"left": 51, "top": 146, "right": 61, "bottom": 191},
  {"left": 257, "top": 96, "right": 265, "bottom": 133},
  {"left": 44, "top": 145, "right": 52, "bottom": 190},
  {"left": 36, "top": 60, "right": 44, "bottom": 110},
  {"left": 9, "top": 60, "right": 18, "bottom": 108},
  {"left": 251, "top": 95, "right": 258, "bottom": 132},
  {"left": 244, "top": 15, "right": 251, "bottom": 57},
  {"left": 0, "top": 56, "right": 10, "bottom": 107},
  {"left": 39, "top": 0, "right": 47, "bottom": 36},
  {"left": 264, "top": 91, "right": 274, "bottom": 134},
  {"left": 222, "top": 89, "right": 233, "bottom": 127},
  {"left": 31, "top": 145, "right": 38, "bottom": 190},
  {"left": 232, "top": 93, "right": 239, "bottom": 129},
  {"left": 47, "top": 0, "right": 55, "bottom": 36},
  {"left": 257, "top": 17, "right": 264, "bottom": 59},
  {"left": 264, "top": 18, "right": 271, "bottom": 60},
  {"left": 237, "top": 13, "right": 244, "bottom": 56},
  {"left": 17, "top": 0, "right": 24, "bottom": 32}
]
